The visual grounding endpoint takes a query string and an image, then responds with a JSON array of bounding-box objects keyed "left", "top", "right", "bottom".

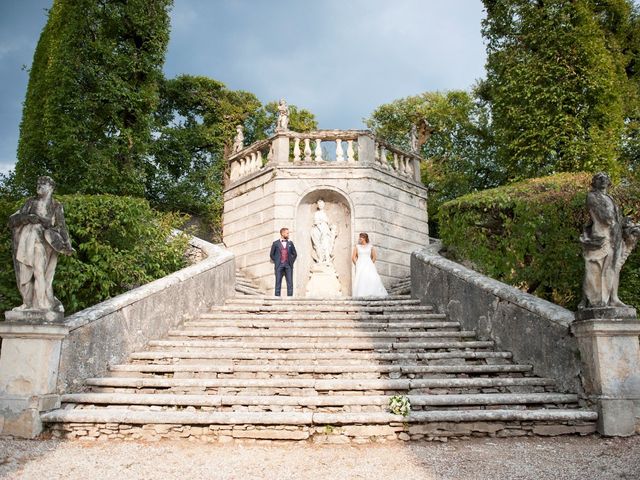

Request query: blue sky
[{"left": 0, "top": 0, "right": 487, "bottom": 174}]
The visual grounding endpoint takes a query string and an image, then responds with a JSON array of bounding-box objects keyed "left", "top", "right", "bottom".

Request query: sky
[{"left": 0, "top": 0, "right": 487, "bottom": 175}]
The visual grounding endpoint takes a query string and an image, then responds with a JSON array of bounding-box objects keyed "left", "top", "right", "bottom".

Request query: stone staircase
[
  {"left": 234, "top": 269, "right": 264, "bottom": 297},
  {"left": 389, "top": 275, "right": 411, "bottom": 296},
  {"left": 42, "top": 282, "right": 597, "bottom": 442}
]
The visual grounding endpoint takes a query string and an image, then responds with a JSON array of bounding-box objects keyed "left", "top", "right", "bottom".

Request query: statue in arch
[
  {"left": 579, "top": 172, "right": 640, "bottom": 309},
  {"left": 310, "top": 199, "right": 337, "bottom": 265},
  {"left": 275, "top": 99, "right": 289, "bottom": 132},
  {"left": 8, "top": 176, "right": 75, "bottom": 316}
]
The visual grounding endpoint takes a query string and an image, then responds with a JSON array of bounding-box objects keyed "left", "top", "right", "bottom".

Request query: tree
[
  {"left": 148, "top": 75, "right": 318, "bottom": 239},
  {"left": 15, "top": 0, "right": 173, "bottom": 196},
  {"left": 480, "top": 0, "right": 630, "bottom": 180},
  {"left": 365, "top": 90, "right": 500, "bottom": 232}
]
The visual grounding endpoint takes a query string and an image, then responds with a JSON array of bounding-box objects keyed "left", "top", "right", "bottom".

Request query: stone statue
[
  {"left": 310, "top": 199, "right": 337, "bottom": 265},
  {"left": 232, "top": 125, "right": 244, "bottom": 153},
  {"left": 579, "top": 172, "right": 640, "bottom": 309},
  {"left": 409, "top": 124, "right": 419, "bottom": 153},
  {"left": 7, "top": 176, "right": 75, "bottom": 319},
  {"left": 275, "top": 99, "right": 289, "bottom": 132}
]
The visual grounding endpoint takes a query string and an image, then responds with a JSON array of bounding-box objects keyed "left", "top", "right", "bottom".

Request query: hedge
[
  {"left": 439, "top": 173, "right": 640, "bottom": 310},
  {"left": 0, "top": 194, "right": 189, "bottom": 315}
]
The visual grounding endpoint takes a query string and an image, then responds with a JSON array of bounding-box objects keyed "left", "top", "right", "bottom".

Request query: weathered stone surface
[
  {"left": 232, "top": 429, "right": 309, "bottom": 440},
  {"left": 57, "top": 237, "right": 235, "bottom": 394},
  {"left": 411, "top": 247, "right": 582, "bottom": 395}
]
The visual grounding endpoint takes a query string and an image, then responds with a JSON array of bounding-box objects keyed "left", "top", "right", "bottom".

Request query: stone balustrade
[{"left": 227, "top": 130, "right": 423, "bottom": 185}]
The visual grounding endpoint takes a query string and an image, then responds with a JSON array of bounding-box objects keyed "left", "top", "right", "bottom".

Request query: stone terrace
[{"left": 41, "top": 277, "right": 597, "bottom": 443}]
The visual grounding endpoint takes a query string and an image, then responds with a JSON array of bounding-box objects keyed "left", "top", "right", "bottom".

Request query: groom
[{"left": 269, "top": 227, "right": 297, "bottom": 296}]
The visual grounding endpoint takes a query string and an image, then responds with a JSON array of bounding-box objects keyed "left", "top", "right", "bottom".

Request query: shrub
[
  {"left": 439, "top": 173, "right": 640, "bottom": 310},
  {"left": 0, "top": 194, "right": 189, "bottom": 315}
]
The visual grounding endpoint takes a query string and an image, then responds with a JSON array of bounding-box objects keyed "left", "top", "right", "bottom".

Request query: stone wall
[
  {"left": 224, "top": 164, "right": 429, "bottom": 295},
  {"left": 56, "top": 237, "right": 235, "bottom": 394},
  {"left": 411, "top": 246, "right": 583, "bottom": 395}
]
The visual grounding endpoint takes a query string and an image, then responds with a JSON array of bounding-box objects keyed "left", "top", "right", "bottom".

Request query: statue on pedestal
[
  {"left": 6, "top": 176, "right": 75, "bottom": 322},
  {"left": 275, "top": 99, "right": 289, "bottom": 132},
  {"left": 579, "top": 172, "right": 640, "bottom": 309},
  {"left": 232, "top": 125, "right": 245, "bottom": 154},
  {"left": 409, "top": 124, "right": 419, "bottom": 153},
  {"left": 306, "top": 199, "right": 341, "bottom": 297},
  {"left": 310, "top": 199, "right": 337, "bottom": 265}
]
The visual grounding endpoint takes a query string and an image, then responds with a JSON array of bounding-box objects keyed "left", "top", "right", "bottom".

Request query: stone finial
[
  {"left": 6, "top": 175, "right": 75, "bottom": 323},
  {"left": 578, "top": 172, "right": 640, "bottom": 310},
  {"left": 232, "top": 125, "right": 245, "bottom": 154},
  {"left": 275, "top": 98, "right": 290, "bottom": 132}
]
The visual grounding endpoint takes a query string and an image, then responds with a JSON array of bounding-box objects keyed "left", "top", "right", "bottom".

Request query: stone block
[
  {"left": 341, "top": 425, "right": 397, "bottom": 437},
  {"left": 232, "top": 429, "right": 309, "bottom": 440},
  {"left": 598, "top": 399, "right": 637, "bottom": 437}
]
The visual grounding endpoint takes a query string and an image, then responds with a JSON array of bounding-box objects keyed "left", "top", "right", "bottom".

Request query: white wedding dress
[{"left": 352, "top": 244, "right": 388, "bottom": 298}]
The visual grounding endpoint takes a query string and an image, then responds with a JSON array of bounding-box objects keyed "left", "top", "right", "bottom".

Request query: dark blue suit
[{"left": 270, "top": 239, "right": 297, "bottom": 296}]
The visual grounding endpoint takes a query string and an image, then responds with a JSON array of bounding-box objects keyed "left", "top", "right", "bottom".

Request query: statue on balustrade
[
  {"left": 310, "top": 199, "right": 337, "bottom": 265},
  {"left": 579, "top": 172, "right": 640, "bottom": 309},
  {"left": 7, "top": 176, "right": 75, "bottom": 318},
  {"left": 275, "top": 99, "right": 289, "bottom": 132},
  {"left": 232, "top": 125, "right": 245, "bottom": 153},
  {"left": 409, "top": 124, "right": 419, "bottom": 153}
]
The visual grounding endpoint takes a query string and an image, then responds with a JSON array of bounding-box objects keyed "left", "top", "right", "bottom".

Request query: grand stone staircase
[{"left": 42, "top": 275, "right": 597, "bottom": 443}]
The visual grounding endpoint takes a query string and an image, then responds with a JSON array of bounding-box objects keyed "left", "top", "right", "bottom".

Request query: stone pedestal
[
  {"left": 572, "top": 307, "right": 640, "bottom": 436},
  {"left": 305, "top": 263, "right": 342, "bottom": 298},
  {"left": 0, "top": 321, "right": 69, "bottom": 438}
]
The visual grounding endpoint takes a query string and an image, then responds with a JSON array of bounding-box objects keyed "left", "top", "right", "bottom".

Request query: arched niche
[{"left": 295, "top": 188, "right": 353, "bottom": 297}]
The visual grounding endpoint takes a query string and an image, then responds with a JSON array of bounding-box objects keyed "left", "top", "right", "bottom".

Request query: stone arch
[{"left": 295, "top": 187, "right": 354, "bottom": 296}]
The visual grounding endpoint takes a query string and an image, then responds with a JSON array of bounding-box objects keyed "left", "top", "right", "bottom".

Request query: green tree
[
  {"left": 148, "top": 75, "right": 318, "bottom": 239},
  {"left": 15, "top": 0, "right": 173, "bottom": 196},
  {"left": 365, "top": 90, "right": 500, "bottom": 233},
  {"left": 480, "top": 0, "right": 629, "bottom": 180}
]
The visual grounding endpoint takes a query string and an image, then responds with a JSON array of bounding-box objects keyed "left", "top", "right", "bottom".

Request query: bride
[{"left": 351, "top": 232, "right": 388, "bottom": 298}]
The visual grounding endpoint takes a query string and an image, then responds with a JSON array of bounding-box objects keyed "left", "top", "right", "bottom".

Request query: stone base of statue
[
  {"left": 305, "top": 262, "right": 342, "bottom": 298},
  {"left": 572, "top": 306, "right": 640, "bottom": 436},
  {"left": 5, "top": 307, "right": 64, "bottom": 324}
]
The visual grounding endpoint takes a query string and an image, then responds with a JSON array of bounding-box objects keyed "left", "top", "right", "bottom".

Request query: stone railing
[{"left": 227, "top": 130, "right": 423, "bottom": 185}]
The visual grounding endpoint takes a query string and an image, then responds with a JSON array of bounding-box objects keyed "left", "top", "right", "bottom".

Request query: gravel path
[{"left": 1, "top": 436, "right": 639, "bottom": 480}]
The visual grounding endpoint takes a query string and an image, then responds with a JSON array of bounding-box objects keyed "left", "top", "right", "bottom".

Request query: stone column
[
  {"left": 0, "top": 322, "right": 69, "bottom": 438},
  {"left": 357, "top": 134, "right": 376, "bottom": 165},
  {"left": 571, "top": 307, "right": 640, "bottom": 436},
  {"left": 270, "top": 133, "right": 290, "bottom": 165}
]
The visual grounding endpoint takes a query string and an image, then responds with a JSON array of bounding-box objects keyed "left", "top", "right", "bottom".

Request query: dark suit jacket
[{"left": 270, "top": 239, "right": 297, "bottom": 267}]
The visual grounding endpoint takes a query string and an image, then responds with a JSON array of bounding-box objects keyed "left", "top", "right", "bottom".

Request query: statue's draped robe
[{"left": 10, "top": 198, "right": 71, "bottom": 311}]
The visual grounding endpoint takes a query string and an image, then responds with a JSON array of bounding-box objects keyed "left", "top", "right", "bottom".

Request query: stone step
[
  {"left": 183, "top": 320, "right": 460, "bottom": 329},
  {"left": 108, "top": 363, "right": 533, "bottom": 375},
  {"left": 225, "top": 297, "right": 419, "bottom": 306},
  {"left": 41, "top": 408, "right": 597, "bottom": 426},
  {"left": 146, "top": 340, "right": 495, "bottom": 350},
  {"left": 129, "top": 350, "right": 513, "bottom": 362},
  {"left": 165, "top": 329, "right": 476, "bottom": 339},
  {"left": 198, "top": 312, "right": 446, "bottom": 321},
  {"left": 59, "top": 392, "right": 578, "bottom": 408},
  {"left": 235, "top": 285, "right": 264, "bottom": 296},
  {"left": 217, "top": 305, "right": 434, "bottom": 313},
  {"left": 84, "top": 376, "right": 554, "bottom": 390}
]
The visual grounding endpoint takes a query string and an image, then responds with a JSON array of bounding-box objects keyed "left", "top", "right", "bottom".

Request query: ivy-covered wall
[{"left": 439, "top": 173, "right": 640, "bottom": 310}]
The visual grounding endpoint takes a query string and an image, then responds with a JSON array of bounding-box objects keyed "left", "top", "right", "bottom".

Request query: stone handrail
[{"left": 227, "top": 129, "right": 423, "bottom": 185}]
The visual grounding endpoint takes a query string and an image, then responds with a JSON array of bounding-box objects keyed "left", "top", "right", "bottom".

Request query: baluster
[
  {"left": 401, "top": 156, "right": 408, "bottom": 175},
  {"left": 347, "top": 140, "right": 355, "bottom": 162},
  {"left": 293, "top": 138, "right": 301, "bottom": 162},
  {"left": 374, "top": 143, "right": 381, "bottom": 165},
  {"left": 256, "top": 151, "right": 263, "bottom": 170},
  {"left": 405, "top": 156, "right": 413, "bottom": 177},
  {"left": 304, "top": 138, "right": 312, "bottom": 162},
  {"left": 380, "top": 146, "right": 388, "bottom": 169},
  {"left": 336, "top": 139, "right": 344, "bottom": 162},
  {"left": 239, "top": 158, "right": 246, "bottom": 177},
  {"left": 230, "top": 161, "right": 238, "bottom": 182},
  {"left": 393, "top": 152, "right": 399, "bottom": 172},
  {"left": 314, "top": 139, "right": 323, "bottom": 162}
]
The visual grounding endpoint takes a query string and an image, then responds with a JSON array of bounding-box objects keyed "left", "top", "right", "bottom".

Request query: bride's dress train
[{"left": 352, "top": 244, "right": 388, "bottom": 298}]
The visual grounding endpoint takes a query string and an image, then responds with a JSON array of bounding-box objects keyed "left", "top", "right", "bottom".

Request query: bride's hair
[{"left": 359, "top": 232, "right": 369, "bottom": 243}]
